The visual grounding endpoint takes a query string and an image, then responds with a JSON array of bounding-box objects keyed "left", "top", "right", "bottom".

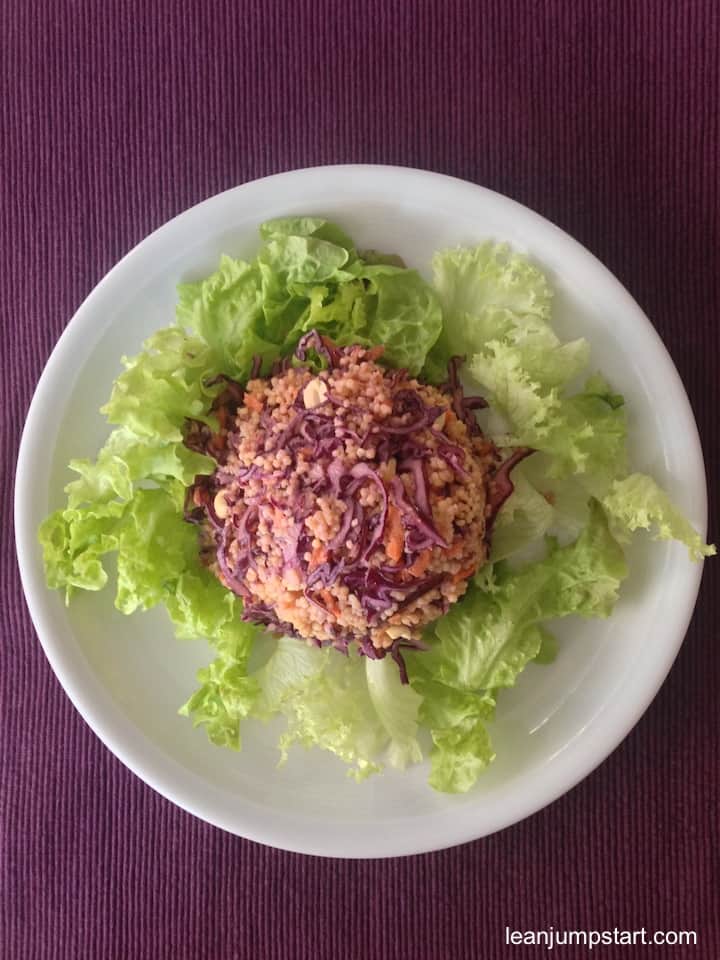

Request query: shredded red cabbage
[
  {"left": 295, "top": 330, "right": 343, "bottom": 367},
  {"left": 388, "top": 635, "right": 429, "bottom": 684},
  {"left": 433, "top": 438, "right": 471, "bottom": 480},
  {"left": 390, "top": 476, "right": 448, "bottom": 550},
  {"left": 441, "top": 356, "right": 488, "bottom": 436},
  {"left": 485, "top": 447, "right": 535, "bottom": 530},
  {"left": 270, "top": 355, "right": 293, "bottom": 377}
]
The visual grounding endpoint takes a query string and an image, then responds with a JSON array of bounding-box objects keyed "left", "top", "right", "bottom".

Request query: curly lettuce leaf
[
  {"left": 408, "top": 502, "right": 627, "bottom": 792},
  {"left": 165, "top": 571, "right": 248, "bottom": 645},
  {"left": 468, "top": 347, "right": 627, "bottom": 483},
  {"left": 411, "top": 677, "right": 496, "bottom": 793},
  {"left": 113, "top": 485, "right": 197, "bottom": 615},
  {"left": 101, "top": 327, "right": 220, "bottom": 440},
  {"left": 174, "top": 574, "right": 263, "bottom": 751},
  {"left": 40, "top": 322, "right": 224, "bottom": 605},
  {"left": 363, "top": 267, "right": 443, "bottom": 375},
  {"left": 433, "top": 242, "right": 552, "bottom": 325},
  {"left": 175, "top": 218, "right": 441, "bottom": 378},
  {"left": 176, "top": 255, "right": 276, "bottom": 377},
  {"left": 259, "top": 215, "right": 356, "bottom": 252},
  {"left": 366, "top": 655, "right": 423, "bottom": 769},
  {"left": 246, "top": 639, "right": 422, "bottom": 779},
  {"left": 280, "top": 268, "right": 442, "bottom": 375},
  {"left": 64, "top": 427, "right": 213, "bottom": 508},
  {"left": 423, "top": 242, "right": 553, "bottom": 380},
  {"left": 602, "top": 473, "right": 715, "bottom": 561},
  {"left": 39, "top": 500, "right": 125, "bottom": 600},
  {"left": 178, "top": 628, "right": 260, "bottom": 750},
  {"left": 490, "top": 472, "right": 555, "bottom": 562},
  {"left": 426, "top": 242, "right": 625, "bottom": 486},
  {"left": 43, "top": 469, "right": 261, "bottom": 752}
]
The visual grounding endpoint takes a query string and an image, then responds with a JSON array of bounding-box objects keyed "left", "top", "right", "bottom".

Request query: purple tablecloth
[{"left": 2, "top": 2, "right": 718, "bottom": 957}]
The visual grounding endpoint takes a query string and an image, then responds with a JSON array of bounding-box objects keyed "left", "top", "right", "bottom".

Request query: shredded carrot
[
  {"left": 365, "top": 345, "right": 385, "bottom": 362},
  {"left": 308, "top": 544, "right": 328, "bottom": 570},
  {"left": 453, "top": 563, "right": 477, "bottom": 583},
  {"left": 384, "top": 502, "right": 405, "bottom": 563},
  {"left": 407, "top": 548, "right": 432, "bottom": 578},
  {"left": 319, "top": 589, "right": 340, "bottom": 618},
  {"left": 243, "top": 391, "right": 263, "bottom": 412}
]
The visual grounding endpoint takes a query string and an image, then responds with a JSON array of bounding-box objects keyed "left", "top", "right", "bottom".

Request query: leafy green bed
[{"left": 40, "top": 217, "right": 713, "bottom": 793}]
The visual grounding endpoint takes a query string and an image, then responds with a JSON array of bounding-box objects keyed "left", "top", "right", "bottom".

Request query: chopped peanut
[{"left": 302, "top": 378, "right": 329, "bottom": 409}]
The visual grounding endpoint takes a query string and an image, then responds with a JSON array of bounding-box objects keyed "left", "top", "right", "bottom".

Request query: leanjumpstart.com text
[{"left": 505, "top": 926, "right": 698, "bottom": 949}]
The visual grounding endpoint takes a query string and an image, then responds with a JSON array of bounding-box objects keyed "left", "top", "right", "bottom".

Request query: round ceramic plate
[{"left": 15, "top": 165, "right": 709, "bottom": 857}]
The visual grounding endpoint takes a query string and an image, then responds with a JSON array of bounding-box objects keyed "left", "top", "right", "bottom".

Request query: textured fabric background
[{"left": 2, "top": 1, "right": 718, "bottom": 958}]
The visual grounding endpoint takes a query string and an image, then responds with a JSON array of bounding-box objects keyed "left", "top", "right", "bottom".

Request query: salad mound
[
  {"left": 183, "top": 331, "right": 523, "bottom": 675},
  {"left": 39, "top": 216, "right": 714, "bottom": 793}
]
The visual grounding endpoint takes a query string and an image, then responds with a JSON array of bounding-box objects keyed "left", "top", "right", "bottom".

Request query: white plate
[{"left": 15, "top": 165, "right": 709, "bottom": 858}]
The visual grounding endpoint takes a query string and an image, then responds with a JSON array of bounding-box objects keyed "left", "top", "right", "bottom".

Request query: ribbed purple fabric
[{"left": 2, "top": 2, "right": 718, "bottom": 957}]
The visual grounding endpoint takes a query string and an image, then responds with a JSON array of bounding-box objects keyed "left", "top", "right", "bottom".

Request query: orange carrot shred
[
  {"left": 407, "top": 549, "right": 432, "bottom": 578},
  {"left": 384, "top": 503, "right": 405, "bottom": 563}
]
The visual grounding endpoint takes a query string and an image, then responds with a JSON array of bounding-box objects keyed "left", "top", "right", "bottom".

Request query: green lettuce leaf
[
  {"left": 490, "top": 472, "right": 555, "bottom": 562},
  {"left": 113, "top": 485, "right": 197, "bottom": 615},
  {"left": 175, "top": 218, "right": 441, "bottom": 377},
  {"left": 602, "top": 473, "right": 715, "bottom": 561},
  {"left": 408, "top": 501, "right": 627, "bottom": 792},
  {"left": 426, "top": 242, "right": 625, "bottom": 486},
  {"left": 40, "top": 323, "right": 222, "bottom": 605},
  {"left": 101, "top": 327, "right": 220, "bottom": 440},
  {"left": 280, "top": 281, "right": 372, "bottom": 351},
  {"left": 468, "top": 348, "right": 627, "bottom": 482},
  {"left": 411, "top": 676, "right": 496, "bottom": 793},
  {"left": 362, "top": 267, "right": 443, "bottom": 375},
  {"left": 423, "top": 242, "right": 553, "bottom": 380},
  {"left": 259, "top": 215, "right": 356, "bottom": 252},
  {"left": 279, "top": 268, "right": 442, "bottom": 375},
  {"left": 260, "top": 236, "right": 353, "bottom": 286},
  {"left": 64, "top": 427, "right": 213, "bottom": 508},
  {"left": 178, "top": 628, "right": 259, "bottom": 750},
  {"left": 248, "top": 639, "right": 422, "bottom": 779},
  {"left": 533, "top": 625, "right": 560, "bottom": 665},
  {"left": 518, "top": 452, "right": 595, "bottom": 537},
  {"left": 165, "top": 570, "right": 249, "bottom": 645},
  {"left": 366, "top": 655, "right": 423, "bottom": 769},
  {"left": 39, "top": 500, "right": 125, "bottom": 600},
  {"left": 433, "top": 243, "right": 553, "bottom": 328},
  {"left": 176, "top": 255, "right": 275, "bottom": 377}
]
